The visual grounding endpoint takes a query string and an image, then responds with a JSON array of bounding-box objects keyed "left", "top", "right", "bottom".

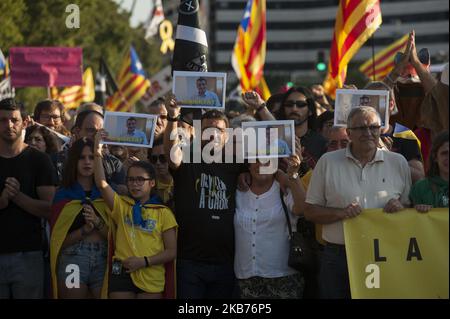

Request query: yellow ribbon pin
[{"left": 159, "top": 20, "right": 175, "bottom": 54}]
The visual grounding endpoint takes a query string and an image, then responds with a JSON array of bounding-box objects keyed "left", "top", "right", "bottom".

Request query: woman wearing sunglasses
[{"left": 147, "top": 139, "right": 173, "bottom": 208}]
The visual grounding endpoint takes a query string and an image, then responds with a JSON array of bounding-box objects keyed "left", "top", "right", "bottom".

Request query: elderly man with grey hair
[{"left": 304, "top": 106, "right": 411, "bottom": 299}]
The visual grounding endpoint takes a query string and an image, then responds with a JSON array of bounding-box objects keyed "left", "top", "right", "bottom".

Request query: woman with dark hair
[
  {"left": 25, "top": 124, "right": 61, "bottom": 155},
  {"left": 276, "top": 87, "right": 328, "bottom": 176},
  {"left": 409, "top": 131, "right": 449, "bottom": 212},
  {"left": 50, "top": 138, "right": 110, "bottom": 298}
]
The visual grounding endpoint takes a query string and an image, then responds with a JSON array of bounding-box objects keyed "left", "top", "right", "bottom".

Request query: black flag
[
  {"left": 94, "top": 58, "right": 119, "bottom": 106},
  {"left": 172, "top": 0, "right": 208, "bottom": 73},
  {"left": 172, "top": 0, "right": 209, "bottom": 120}
]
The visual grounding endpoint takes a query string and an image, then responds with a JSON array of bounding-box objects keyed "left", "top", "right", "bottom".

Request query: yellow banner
[{"left": 344, "top": 208, "right": 448, "bottom": 299}]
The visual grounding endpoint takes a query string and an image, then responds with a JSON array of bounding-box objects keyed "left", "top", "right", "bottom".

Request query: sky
[{"left": 113, "top": 0, "right": 153, "bottom": 28}]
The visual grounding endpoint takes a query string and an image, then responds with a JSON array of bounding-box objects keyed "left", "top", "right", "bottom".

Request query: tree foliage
[{"left": 0, "top": 0, "right": 164, "bottom": 113}]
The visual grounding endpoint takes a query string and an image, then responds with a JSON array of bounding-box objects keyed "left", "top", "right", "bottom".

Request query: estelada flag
[
  {"left": 49, "top": 184, "right": 111, "bottom": 299},
  {"left": 9, "top": 47, "right": 82, "bottom": 87},
  {"left": 106, "top": 46, "right": 150, "bottom": 112},
  {"left": 359, "top": 33, "right": 409, "bottom": 81},
  {"left": 231, "top": 0, "right": 271, "bottom": 100}
]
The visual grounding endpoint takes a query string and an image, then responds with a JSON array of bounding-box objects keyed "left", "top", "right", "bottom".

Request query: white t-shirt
[{"left": 234, "top": 181, "right": 299, "bottom": 279}]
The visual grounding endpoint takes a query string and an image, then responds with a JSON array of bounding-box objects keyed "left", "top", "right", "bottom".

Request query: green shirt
[{"left": 409, "top": 176, "right": 449, "bottom": 207}]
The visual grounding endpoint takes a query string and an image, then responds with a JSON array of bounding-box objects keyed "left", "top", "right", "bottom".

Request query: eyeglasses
[
  {"left": 158, "top": 115, "right": 168, "bottom": 120},
  {"left": 126, "top": 176, "right": 152, "bottom": 185},
  {"left": 348, "top": 125, "right": 381, "bottom": 134},
  {"left": 283, "top": 100, "right": 308, "bottom": 108},
  {"left": 40, "top": 114, "right": 61, "bottom": 121},
  {"left": 149, "top": 154, "right": 167, "bottom": 164}
]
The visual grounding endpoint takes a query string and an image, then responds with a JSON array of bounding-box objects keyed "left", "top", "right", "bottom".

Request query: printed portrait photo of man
[
  {"left": 190, "top": 77, "right": 222, "bottom": 107},
  {"left": 119, "top": 117, "right": 148, "bottom": 145}
]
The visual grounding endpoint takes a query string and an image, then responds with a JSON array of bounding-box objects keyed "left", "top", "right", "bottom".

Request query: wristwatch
[
  {"left": 167, "top": 114, "right": 181, "bottom": 122},
  {"left": 289, "top": 172, "right": 299, "bottom": 180}
]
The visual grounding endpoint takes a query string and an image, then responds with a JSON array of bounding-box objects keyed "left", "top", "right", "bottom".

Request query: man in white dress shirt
[{"left": 304, "top": 106, "right": 411, "bottom": 299}]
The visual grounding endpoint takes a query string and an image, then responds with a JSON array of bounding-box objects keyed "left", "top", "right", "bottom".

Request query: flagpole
[
  {"left": 130, "top": 0, "right": 137, "bottom": 15},
  {"left": 47, "top": 87, "right": 51, "bottom": 99},
  {"left": 371, "top": 35, "right": 376, "bottom": 82}
]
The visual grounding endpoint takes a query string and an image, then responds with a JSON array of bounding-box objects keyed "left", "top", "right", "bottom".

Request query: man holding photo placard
[{"left": 164, "top": 94, "right": 245, "bottom": 299}]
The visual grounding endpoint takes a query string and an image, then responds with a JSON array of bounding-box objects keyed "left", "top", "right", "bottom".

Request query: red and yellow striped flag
[
  {"left": 232, "top": 0, "right": 271, "bottom": 100},
  {"left": 106, "top": 46, "right": 150, "bottom": 112},
  {"left": 53, "top": 68, "right": 95, "bottom": 109},
  {"left": 323, "top": 0, "right": 382, "bottom": 98},
  {"left": 359, "top": 33, "right": 409, "bottom": 81}
]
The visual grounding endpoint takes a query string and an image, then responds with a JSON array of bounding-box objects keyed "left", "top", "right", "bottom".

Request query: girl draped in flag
[
  {"left": 93, "top": 131, "right": 177, "bottom": 299},
  {"left": 50, "top": 138, "right": 110, "bottom": 298}
]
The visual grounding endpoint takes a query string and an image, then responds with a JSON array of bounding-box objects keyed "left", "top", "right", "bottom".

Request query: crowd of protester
[{"left": 0, "top": 32, "right": 448, "bottom": 299}]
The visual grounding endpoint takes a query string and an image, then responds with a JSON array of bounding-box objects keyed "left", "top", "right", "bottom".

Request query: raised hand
[
  {"left": 241, "top": 91, "right": 265, "bottom": 110},
  {"left": 94, "top": 130, "right": 108, "bottom": 157},
  {"left": 165, "top": 93, "right": 180, "bottom": 118},
  {"left": 286, "top": 154, "right": 301, "bottom": 178}
]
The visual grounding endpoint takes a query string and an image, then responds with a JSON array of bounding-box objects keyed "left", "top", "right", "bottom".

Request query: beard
[
  {"left": 1, "top": 129, "right": 23, "bottom": 144},
  {"left": 288, "top": 113, "right": 308, "bottom": 126}
]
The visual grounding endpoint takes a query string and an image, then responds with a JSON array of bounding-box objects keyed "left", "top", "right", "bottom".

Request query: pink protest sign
[{"left": 10, "top": 47, "right": 83, "bottom": 87}]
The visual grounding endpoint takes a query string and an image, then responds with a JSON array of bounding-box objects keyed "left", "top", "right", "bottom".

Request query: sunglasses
[
  {"left": 126, "top": 176, "right": 152, "bottom": 185},
  {"left": 149, "top": 154, "right": 167, "bottom": 164},
  {"left": 283, "top": 100, "right": 308, "bottom": 108}
]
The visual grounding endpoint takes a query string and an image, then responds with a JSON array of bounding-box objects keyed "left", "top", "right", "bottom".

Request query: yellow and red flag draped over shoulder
[
  {"left": 52, "top": 67, "right": 95, "bottom": 109},
  {"left": 359, "top": 33, "right": 409, "bottom": 81},
  {"left": 49, "top": 185, "right": 111, "bottom": 299},
  {"left": 323, "top": 0, "right": 382, "bottom": 98},
  {"left": 106, "top": 46, "right": 150, "bottom": 112},
  {"left": 232, "top": 0, "right": 271, "bottom": 100}
]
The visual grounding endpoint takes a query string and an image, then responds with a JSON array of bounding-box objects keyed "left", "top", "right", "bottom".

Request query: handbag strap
[{"left": 280, "top": 189, "right": 293, "bottom": 238}]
